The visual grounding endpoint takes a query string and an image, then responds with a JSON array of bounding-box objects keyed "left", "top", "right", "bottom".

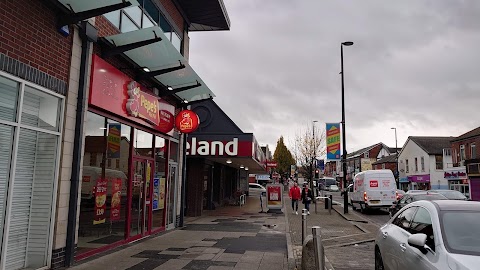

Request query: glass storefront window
[
  {"left": 0, "top": 124, "right": 13, "bottom": 260},
  {"left": 124, "top": 6, "right": 142, "bottom": 27},
  {"left": 134, "top": 129, "right": 153, "bottom": 158},
  {"left": 21, "top": 85, "right": 61, "bottom": 132},
  {"left": 152, "top": 136, "right": 166, "bottom": 230},
  {"left": 169, "top": 141, "right": 178, "bottom": 162},
  {"left": 120, "top": 14, "right": 139, "bottom": 33},
  {"left": 104, "top": 10, "right": 121, "bottom": 29},
  {"left": 0, "top": 75, "right": 19, "bottom": 122},
  {"left": 0, "top": 75, "right": 63, "bottom": 269},
  {"left": 78, "top": 112, "right": 130, "bottom": 254},
  {"left": 172, "top": 32, "right": 181, "bottom": 52},
  {"left": 6, "top": 129, "right": 58, "bottom": 269}
]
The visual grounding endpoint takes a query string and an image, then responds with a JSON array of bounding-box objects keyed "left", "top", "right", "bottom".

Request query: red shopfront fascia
[
  {"left": 78, "top": 55, "right": 175, "bottom": 260},
  {"left": 89, "top": 55, "right": 175, "bottom": 135},
  {"left": 186, "top": 135, "right": 266, "bottom": 170}
]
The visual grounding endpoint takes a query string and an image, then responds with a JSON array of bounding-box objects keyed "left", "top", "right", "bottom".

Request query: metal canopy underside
[
  {"left": 104, "top": 26, "right": 215, "bottom": 102},
  {"left": 207, "top": 157, "right": 266, "bottom": 174},
  {"left": 57, "top": 0, "right": 138, "bottom": 13},
  {"left": 56, "top": 0, "right": 139, "bottom": 27},
  {"left": 177, "top": 0, "right": 230, "bottom": 31}
]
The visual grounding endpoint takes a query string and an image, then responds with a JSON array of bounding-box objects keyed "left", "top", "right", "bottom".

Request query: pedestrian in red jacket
[{"left": 289, "top": 182, "right": 301, "bottom": 214}]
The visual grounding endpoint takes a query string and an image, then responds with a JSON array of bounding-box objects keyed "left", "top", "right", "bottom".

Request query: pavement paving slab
[
  {"left": 69, "top": 196, "right": 288, "bottom": 270},
  {"left": 284, "top": 191, "right": 382, "bottom": 270}
]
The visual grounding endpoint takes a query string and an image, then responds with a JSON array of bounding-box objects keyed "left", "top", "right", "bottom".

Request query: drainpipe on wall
[
  {"left": 179, "top": 105, "right": 188, "bottom": 227},
  {"left": 64, "top": 21, "right": 97, "bottom": 267}
]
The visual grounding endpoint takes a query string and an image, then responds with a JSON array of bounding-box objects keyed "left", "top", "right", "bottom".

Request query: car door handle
[
  {"left": 400, "top": 243, "right": 407, "bottom": 252},
  {"left": 382, "top": 232, "right": 388, "bottom": 239}
]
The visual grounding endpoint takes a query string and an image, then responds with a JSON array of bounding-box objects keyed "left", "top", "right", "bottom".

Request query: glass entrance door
[
  {"left": 166, "top": 164, "right": 177, "bottom": 229},
  {"left": 130, "top": 159, "right": 153, "bottom": 237}
]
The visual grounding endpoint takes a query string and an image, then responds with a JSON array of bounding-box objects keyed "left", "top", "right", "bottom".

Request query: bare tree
[{"left": 291, "top": 123, "right": 326, "bottom": 183}]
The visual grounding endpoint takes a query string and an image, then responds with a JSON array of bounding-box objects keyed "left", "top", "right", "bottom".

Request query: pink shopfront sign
[{"left": 408, "top": 175, "right": 430, "bottom": 183}]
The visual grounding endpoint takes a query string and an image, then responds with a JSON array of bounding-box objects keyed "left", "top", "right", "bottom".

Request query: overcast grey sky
[{"left": 188, "top": 0, "right": 480, "bottom": 155}]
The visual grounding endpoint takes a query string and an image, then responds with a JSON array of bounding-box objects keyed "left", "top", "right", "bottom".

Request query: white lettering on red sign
[
  {"left": 186, "top": 137, "right": 238, "bottom": 156},
  {"left": 370, "top": 180, "right": 378, "bottom": 188}
]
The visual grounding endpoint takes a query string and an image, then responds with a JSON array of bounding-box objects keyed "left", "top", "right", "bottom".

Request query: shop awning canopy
[
  {"left": 177, "top": 0, "right": 230, "bottom": 31},
  {"left": 103, "top": 26, "right": 215, "bottom": 102},
  {"left": 56, "top": 0, "right": 138, "bottom": 26},
  {"left": 208, "top": 157, "right": 267, "bottom": 174}
]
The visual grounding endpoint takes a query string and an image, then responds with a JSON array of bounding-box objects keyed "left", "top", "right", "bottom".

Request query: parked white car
[
  {"left": 375, "top": 200, "right": 480, "bottom": 270},
  {"left": 248, "top": 183, "right": 266, "bottom": 197}
]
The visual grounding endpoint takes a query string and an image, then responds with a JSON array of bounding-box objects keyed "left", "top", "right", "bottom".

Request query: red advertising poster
[
  {"left": 110, "top": 178, "right": 122, "bottom": 221},
  {"left": 266, "top": 184, "right": 283, "bottom": 209},
  {"left": 93, "top": 178, "right": 108, "bottom": 225}
]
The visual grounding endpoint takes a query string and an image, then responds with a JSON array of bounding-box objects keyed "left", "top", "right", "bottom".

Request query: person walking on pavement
[
  {"left": 289, "top": 182, "right": 301, "bottom": 215},
  {"left": 301, "top": 183, "right": 314, "bottom": 215}
]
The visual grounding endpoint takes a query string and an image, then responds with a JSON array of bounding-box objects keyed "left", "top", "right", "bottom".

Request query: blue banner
[{"left": 317, "top": 159, "right": 325, "bottom": 170}]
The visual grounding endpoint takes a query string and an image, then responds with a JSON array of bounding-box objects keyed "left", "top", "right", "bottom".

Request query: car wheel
[{"left": 375, "top": 247, "right": 385, "bottom": 270}]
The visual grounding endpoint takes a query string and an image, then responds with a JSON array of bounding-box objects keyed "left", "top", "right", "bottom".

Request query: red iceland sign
[{"left": 175, "top": 110, "right": 200, "bottom": 133}]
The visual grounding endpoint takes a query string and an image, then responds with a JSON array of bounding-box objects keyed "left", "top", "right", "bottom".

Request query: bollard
[
  {"left": 302, "top": 209, "right": 307, "bottom": 244},
  {"left": 312, "top": 226, "right": 325, "bottom": 270},
  {"left": 324, "top": 195, "right": 328, "bottom": 209}
]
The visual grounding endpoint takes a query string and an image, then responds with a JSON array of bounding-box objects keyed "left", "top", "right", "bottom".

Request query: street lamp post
[
  {"left": 341, "top": 41, "right": 353, "bottom": 214},
  {"left": 391, "top": 127, "right": 399, "bottom": 188},
  {"left": 311, "top": 120, "right": 318, "bottom": 190},
  {"left": 312, "top": 120, "right": 318, "bottom": 213}
]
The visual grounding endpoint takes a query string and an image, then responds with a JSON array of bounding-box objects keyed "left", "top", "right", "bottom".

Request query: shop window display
[
  {"left": 78, "top": 112, "right": 131, "bottom": 254},
  {"left": 152, "top": 136, "right": 166, "bottom": 231}
]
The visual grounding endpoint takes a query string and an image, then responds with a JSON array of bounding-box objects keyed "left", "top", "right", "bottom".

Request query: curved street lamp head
[{"left": 342, "top": 41, "right": 354, "bottom": 46}]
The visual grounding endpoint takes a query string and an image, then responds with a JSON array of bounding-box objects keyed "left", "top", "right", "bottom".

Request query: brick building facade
[{"left": 0, "top": 0, "right": 230, "bottom": 269}]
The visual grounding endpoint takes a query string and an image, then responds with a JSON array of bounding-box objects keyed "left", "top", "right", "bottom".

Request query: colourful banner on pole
[
  {"left": 107, "top": 123, "right": 121, "bottom": 159},
  {"left": 326, "top": 123, "right": 341, "bottom": 160}
]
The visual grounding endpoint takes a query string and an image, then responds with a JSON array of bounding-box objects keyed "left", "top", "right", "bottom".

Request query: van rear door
[{"left": 365, "top": 177, "right": 396, "bottom": 207}]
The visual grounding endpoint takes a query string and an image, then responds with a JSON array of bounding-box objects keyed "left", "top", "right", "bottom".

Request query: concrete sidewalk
[
  {"left": 69, "top": 196, "right": 288, "bottom": 270},
  {"left": 285, "top": 194, "right": 379, "bottom": 270}
]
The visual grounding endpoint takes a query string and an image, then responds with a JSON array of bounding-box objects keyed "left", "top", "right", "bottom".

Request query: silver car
[{"left": 375, "top": 200, "right": 480, "bottom": 270}]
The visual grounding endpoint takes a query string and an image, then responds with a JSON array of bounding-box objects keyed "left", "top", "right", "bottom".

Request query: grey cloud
[{"left": 188, "top": 0, "right": 480, "bottom": 152}]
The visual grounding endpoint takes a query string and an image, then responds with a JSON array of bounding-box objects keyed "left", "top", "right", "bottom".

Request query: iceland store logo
[{"left": 186, "top": 138, "right": 238, "bottom": 156}]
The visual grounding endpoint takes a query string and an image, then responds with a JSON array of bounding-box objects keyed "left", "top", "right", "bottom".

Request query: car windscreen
[
  {"left": 412, "top": 194, "right": 448, "bottom": 201},
  {"left": 441, "top": 211, "right": 480, "bottom": 256},
  {"left": 325, "top": 179, "right": 336, "bottom": 186}
]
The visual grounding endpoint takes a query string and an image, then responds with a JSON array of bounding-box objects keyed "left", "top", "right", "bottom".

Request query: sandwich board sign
[{"left": 266, "top": 184, "right": 283, "bottom": 211}]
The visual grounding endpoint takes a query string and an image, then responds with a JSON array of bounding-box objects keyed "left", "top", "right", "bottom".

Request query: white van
[{"left": 350, "top": 170, "right": 396, "bottom": 212}]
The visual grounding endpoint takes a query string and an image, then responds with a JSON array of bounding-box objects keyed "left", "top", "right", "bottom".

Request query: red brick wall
[
  {"left": 0, "top": 0, "right": 73, "bottom": 82},
  {"left": 452, "top": 137, "right": 480, "bottom": 163},
  {"left": 373, "top": 162, "right": 396, "bottom": 172},
  {"left": 96, "top": 16, "right": 121, "bottom": 38},
  {"left": 159, "top": 0, "right": 184, "bottom": 31},
  {"left": 369, "top": 144, "right": 383, "bottom": 158}
]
